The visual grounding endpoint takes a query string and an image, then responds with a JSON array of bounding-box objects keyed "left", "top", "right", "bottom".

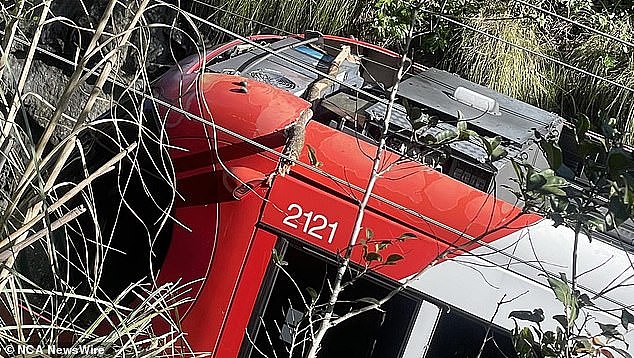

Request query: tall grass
[
  {"left": 563, "top": 16, "right": 634, "bottom": 142},
  {"left": 444, "top": 7, "right": 559, "bottom": 110},
  {"left": 0, "top": 0, "right": 195, "bottom": 355},
  {"left": 187, "top": 0, "right": 364, "bottom": 40},
  {"left": 441, "top": 2, "right": 634, "bottom": 142}
]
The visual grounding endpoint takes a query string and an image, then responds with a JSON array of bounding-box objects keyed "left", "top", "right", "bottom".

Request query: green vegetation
[
  {"left": 184, "top": 0, "right": 634, "bottom": 143},
  {"left": 187, "top": 0, "right": 365, "bottom": 39},
  {"left": 371, "top": 0, "right": 634, "bottom": 143},
  {"left": 445, "top": 10, "right": 558, "bottom": 109}
]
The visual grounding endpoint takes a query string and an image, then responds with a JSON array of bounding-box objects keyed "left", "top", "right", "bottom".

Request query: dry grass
[
  {"left": 188, "top": 0, "right": 363, "bottom": 40},
  {"left": 0, "top": 0, "right": 195, "bottom": 355},
  {"left": 444, "top": 8, "right": 559, "bottom": 110}
]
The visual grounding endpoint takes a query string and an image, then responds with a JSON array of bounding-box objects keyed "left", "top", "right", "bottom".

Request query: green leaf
[
  {"left": 423, "top": 133, "right": 437, "bottom": 144},
  {"left": 513, "top": 327, "right": 536, "bottom": 355},
  {"left": 546, "top": 275, "right": 578, "bottom": 325},
  {"left": 480, "top": 136, "right": 494, "bottom": 156},
  {"left": 491, "top": 146, "right": 508, "bottom": 161},
  {"left": 509, "top": 309, "right": 544, "bottom": 323},
  {"left": 385, "top": 253, "right": 404, "bottom": 265},
  {"left": 538, "top": 172, "right": 568, "bottom": 196},
  {"left": 553, "top": 314, "right": 568, "bottom": 328},
  {"left": 457, "top": 120, "right": 467, "bottom": 132},
  {"left": 490, "top": 136, "right": 502, "bottom": 150},
  {"left": 575, "top": 337, "right": 593, "bottom": 351},
  {"left": 621, "top": 309, "right": 634, "bottom": 329},
  {"left": 434, "top": 129, "right": 458, "bottom": 143},
  {"left": 511, "top": 160, "right": 525, "bottom": 186},
  {"left": 542, "top": 330, "right": 556, "bottom": 345},
  {"left": 364, "top": 252, "right": 382, "bottom": 262},
  {"left": 306, "top": 287, "right": 318, "bottom": 302},
  {"left": 539, "top": 138, "right": 563, "bottom": 171},
  {"left": 608, "top": 196, "right": 631, "bottom": 228},
  {"left": 576, "top": 114, "right": 590, "bottom": 140},
  {"left": 526, "top": 170, "right": 547, "bottom": 191},
  {"left": 458, "top": 128, "right": 471, "bottom": 140},
  {"left": 397, "top": 232, "right": 417, "bottom": 241},
  {"left": 549, "top": 196, "right": 569, "bottom": 213},
  {"left": 403, "top": 98, "right": 423, "bottom": 122},
  {"left": 578, "top": 293, "right": 593, "bottom": 308},
  {"left": 598, "top": 323, "right": 621, "bottom": 339},
  {"left": 376, "top": 241, "right": 390, "bottom": 250},
  {"left": 608, "top": 148, "right": 634, "bottom": 179}
]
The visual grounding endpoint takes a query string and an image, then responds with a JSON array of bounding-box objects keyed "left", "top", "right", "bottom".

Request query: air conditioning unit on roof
[{"left": 453, "top": 86, "right": 501, "bottom": 115}]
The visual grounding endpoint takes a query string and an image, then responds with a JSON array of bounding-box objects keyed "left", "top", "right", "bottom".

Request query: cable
[
  {"left": 3, "top": 5, "right": 629, "bottom": 258},
  {"left": 155, "top": 0, "right": 405, "bottom": 111},
  {"left": 188, "top": 0, "right": 417, "bottom": 74},
  {"left": 186, "top": 0, "right": 634, "bottom": 99},
  {"left": 171, "top": 1, "right": 634, "bottom": 133}
]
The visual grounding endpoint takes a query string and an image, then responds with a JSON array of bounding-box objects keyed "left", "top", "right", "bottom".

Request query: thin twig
[{"left": 0, "top": 205, "right": 87, "bottom": 261}]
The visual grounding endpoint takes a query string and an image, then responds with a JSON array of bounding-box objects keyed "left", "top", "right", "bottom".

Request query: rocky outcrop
[{"left": 1, "top": 0, "right": 195, "bottom": 144}]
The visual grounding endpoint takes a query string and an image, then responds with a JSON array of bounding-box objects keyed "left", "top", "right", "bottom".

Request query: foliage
[
  {"left": 507, "top": 115, "right": 634, "bottom": 357},
  {"left": 510, "top": 115, "right": 634, "bottom": 235},
  {"left": 372, "top": 0, "right": 634, "bottom": 143},
  {"left": 444, "top": 5, "right": 559, "bottom": 109},
  {"left": 373, "top": 0, "right": 481, "bottom": 50},
  {"left": 187, "top": 0, "right": 364, "bottom": 41},
  {"left": 563, "top": 17, "right": 634, "bottom": 144},
  {"left": 511, "top": 274, "right": 631, "bottom": 358},
  {"left": 373, "top": 0, "right": 415, "bottom": 42}
]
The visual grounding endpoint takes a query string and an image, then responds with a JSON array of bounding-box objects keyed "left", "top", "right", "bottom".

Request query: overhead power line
[
  {"left": 188, "top": 0, "right": 409, "bottom": 74},
  {"left": 155, "top": 0, "right": 408, "bottom": 111},
  {"left": 0, "top": 29, "right": 489, "bottom": 249}
]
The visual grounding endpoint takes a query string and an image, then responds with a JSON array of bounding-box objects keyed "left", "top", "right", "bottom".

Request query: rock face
[
  {"left": 2, "top": 54, "right": 111, "bottom": 144},
  {"left": 1, "top": 0, "right": 190, "bottom": 297},
  {"left": 1, "top": 0, "right": 195, "bottom": 144}
]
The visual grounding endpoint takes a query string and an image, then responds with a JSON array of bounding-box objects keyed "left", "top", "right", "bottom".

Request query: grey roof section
[
  {"left": 207, "top": 37, "right": 329, "bottom": 96},
  {"left": 398, "top": 68, "right": 561, "bottom": 144},
  {"left": 365, "top": 101, "right": 412, "bottom": 130},
  {"left": 363, "top": 100, "right": 518, "bottom": 171}
]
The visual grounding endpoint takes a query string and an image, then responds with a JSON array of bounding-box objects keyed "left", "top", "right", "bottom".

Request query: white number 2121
[{"left": 281, "top": 203, "right": 339, "bottom": 244}]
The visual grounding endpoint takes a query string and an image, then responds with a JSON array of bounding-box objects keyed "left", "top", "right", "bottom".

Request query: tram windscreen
[{"left": 242, "top": 240, "right": 421, "bottom": 358}]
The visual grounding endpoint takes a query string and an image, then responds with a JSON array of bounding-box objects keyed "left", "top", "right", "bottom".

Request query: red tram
[{"left": 151, "top": 34, "right": 634, "bottom": 357}]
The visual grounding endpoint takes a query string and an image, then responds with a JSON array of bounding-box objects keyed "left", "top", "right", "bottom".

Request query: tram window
[
  {"left": 425, "top": 307, "right": 516, "bottom": 358},
  {"left": 243, "top": 241, "right": 421, "bottom": 358},
  {"left": 446, "top": 158, "right": 493, "bottom": 192}
]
